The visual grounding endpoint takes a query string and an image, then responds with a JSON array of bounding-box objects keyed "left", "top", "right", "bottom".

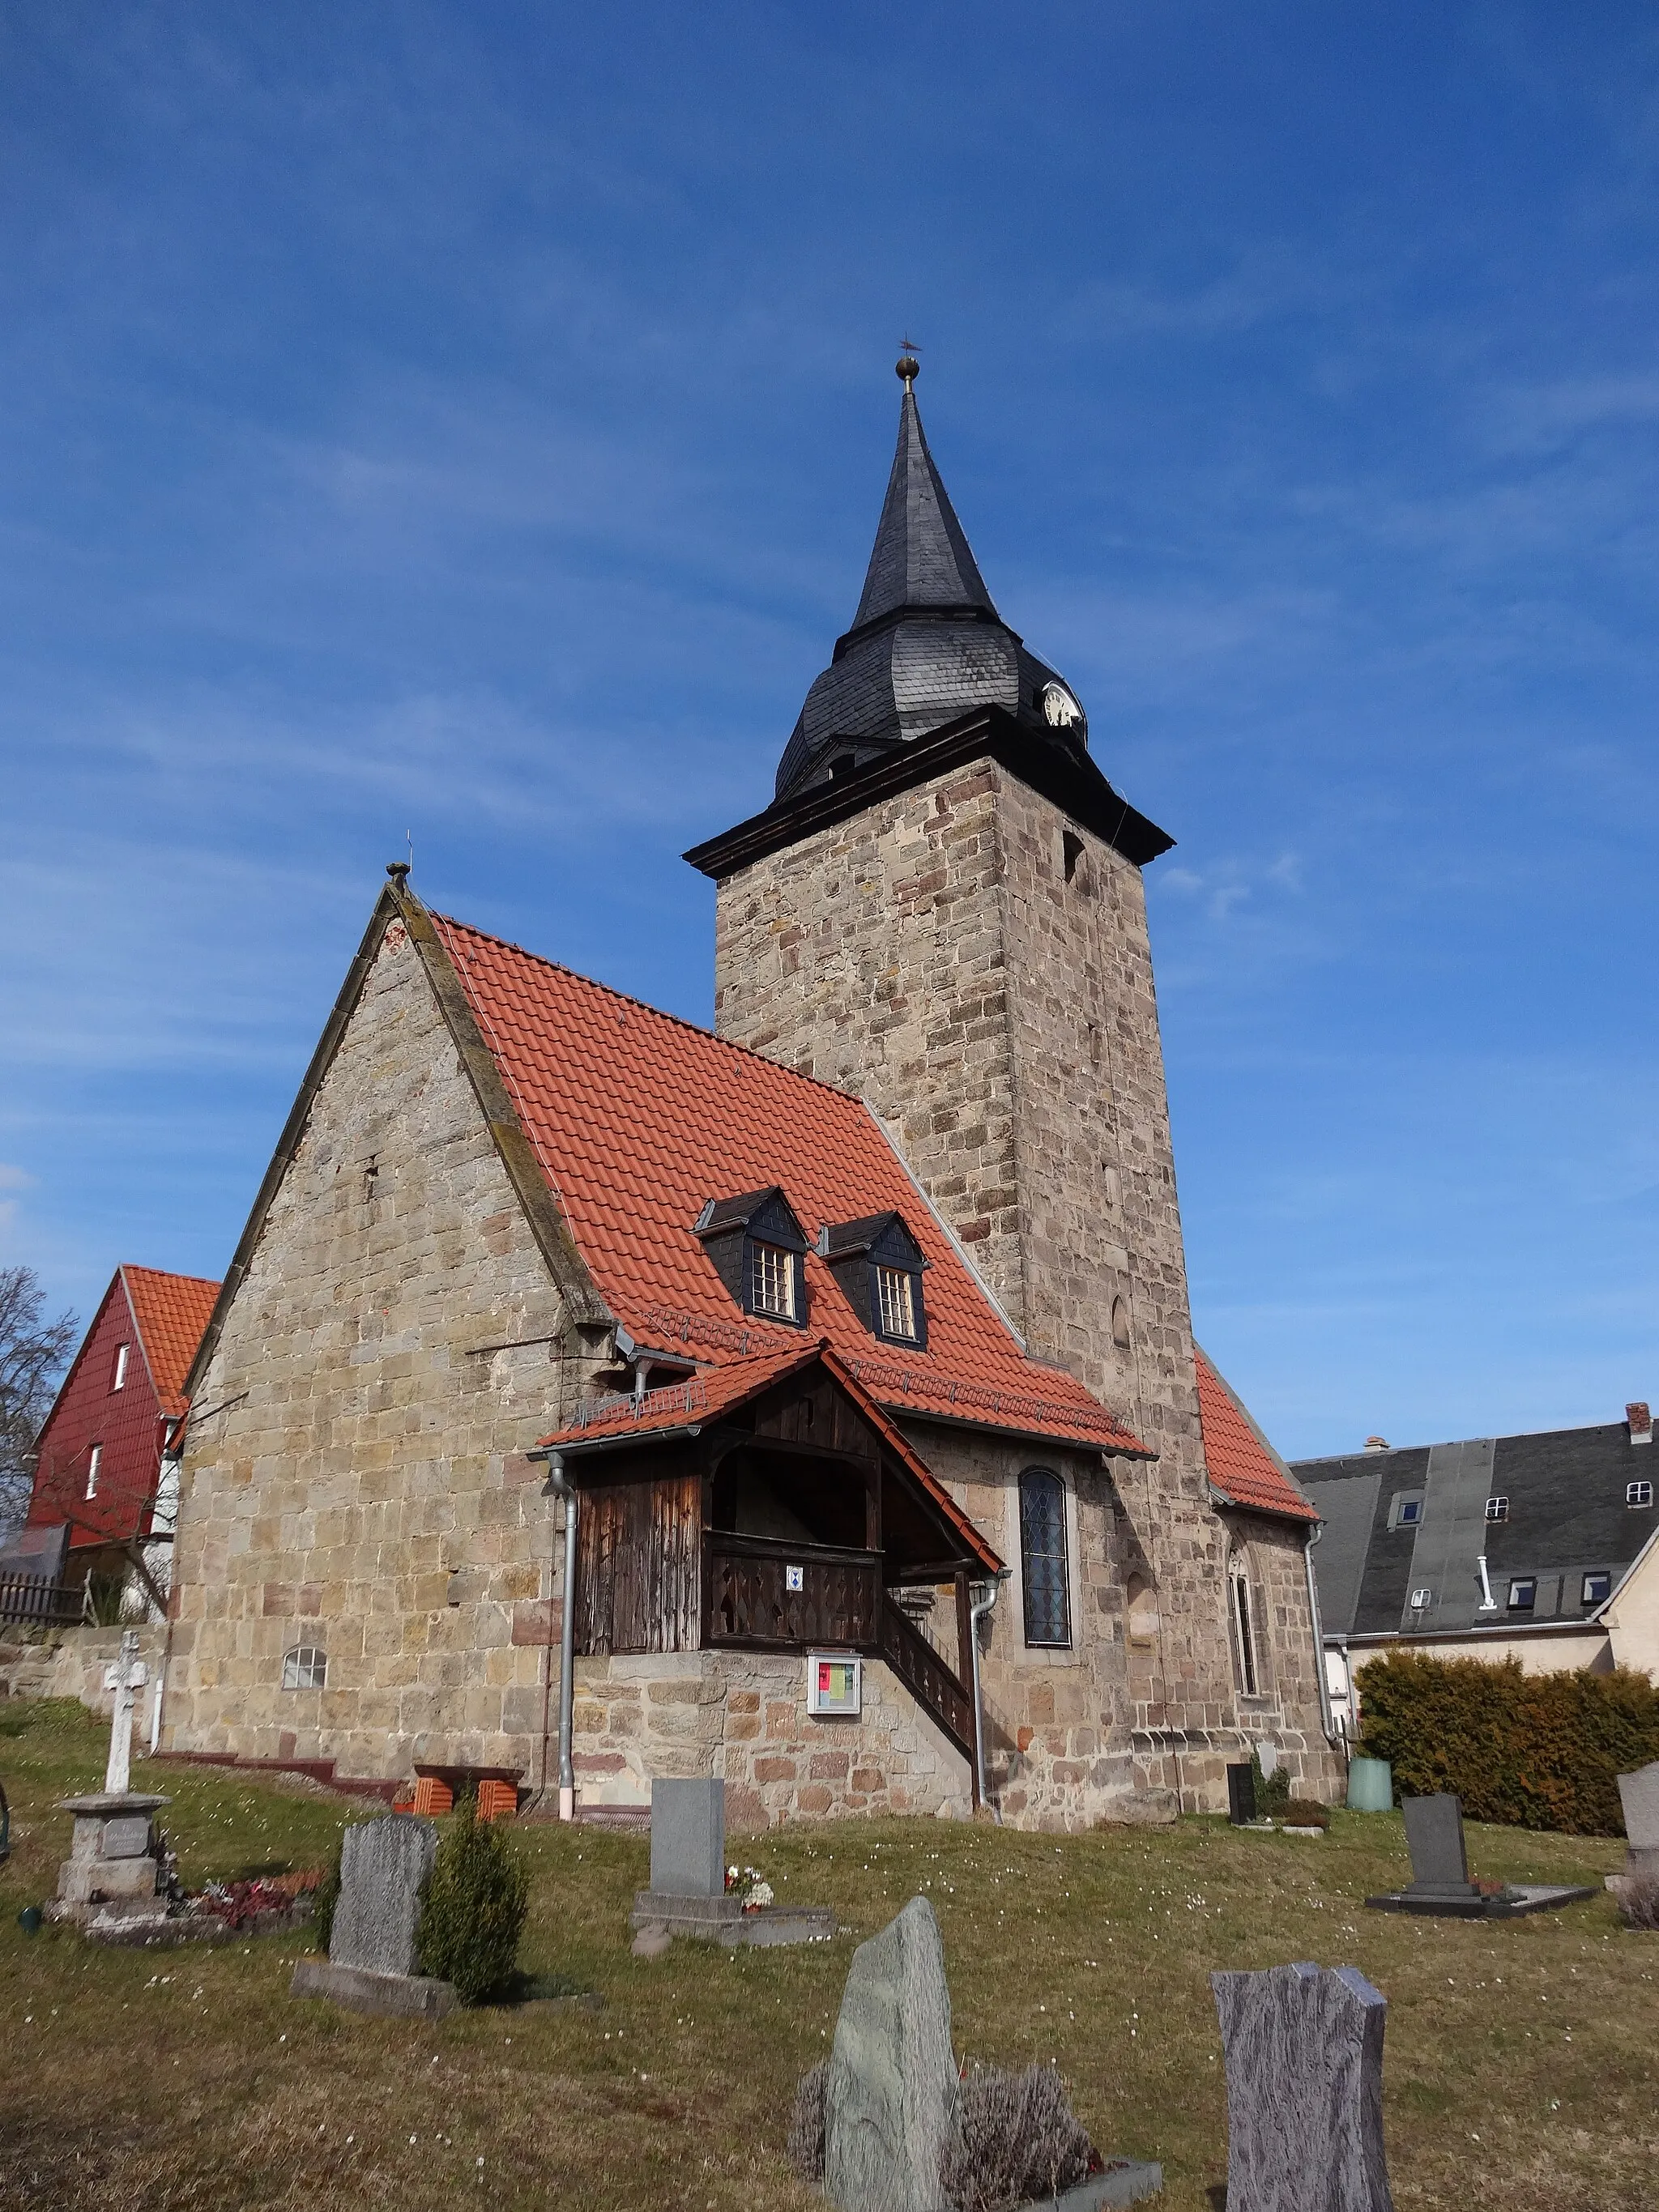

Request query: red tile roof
[
  {"left": 122, "top": 1266, "right": 221, "bottom": 1419},
  {"left": 430, "top": 914, "right": 1149, "bottom": 1460},
  {"left": 539, "top": 1339, "right": 1004, "bottom": 1572},
  {"left": 1194, "top": 1346, "right": 1316, "bottom": 1524}
]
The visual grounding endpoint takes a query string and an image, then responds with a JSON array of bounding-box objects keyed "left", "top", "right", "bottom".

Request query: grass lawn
[{"left": 1, "top": 1698, "right": 1653, "bottom": 2211}]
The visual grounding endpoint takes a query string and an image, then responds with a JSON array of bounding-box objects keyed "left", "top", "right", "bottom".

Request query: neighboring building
[
  {"left": 22, "top": 1265, "right": 220, "bottom": 1616},
  {"left": 1295, "top": 1400, "right": 1659, "bottom": 1724},
  {"left": 164, "top": 363, "right": 1336, "bottom": 1826}
]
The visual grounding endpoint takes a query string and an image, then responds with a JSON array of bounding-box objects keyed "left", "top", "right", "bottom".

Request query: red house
[{"left": 28, "top": 1267, "right": 220, "bottom": 1573}]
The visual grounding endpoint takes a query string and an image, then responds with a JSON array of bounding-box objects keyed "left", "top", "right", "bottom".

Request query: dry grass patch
[{"left": 1, "top": 1699, "right": 1654, "bottom": 2210}]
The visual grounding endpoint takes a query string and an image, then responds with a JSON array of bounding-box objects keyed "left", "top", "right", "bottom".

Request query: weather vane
[{"left": 897, "top": 335, "right": 922, "bottom": 386}]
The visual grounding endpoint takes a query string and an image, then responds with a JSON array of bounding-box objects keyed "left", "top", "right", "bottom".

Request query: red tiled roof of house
[
  {"left": 431, "top": 914, "right": 1149, "bottom": 1460},
  {"left": 122, "top": 1266, "right": 221, "bottom": 1418},
  {"left": 1194, "top": 1345, "right": 1317, "bottom": 1524},
  {"left": 538, "top": 1339, "right": 1003, "bottom": 1572}
]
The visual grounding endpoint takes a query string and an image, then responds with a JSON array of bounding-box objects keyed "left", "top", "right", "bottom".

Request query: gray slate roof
[
  {"left": 1294, "top": 1417, "right": 1657, "bottom": 1642},
  {"left": 774, "top": 381, "right": 1087, "bottom": 801}
]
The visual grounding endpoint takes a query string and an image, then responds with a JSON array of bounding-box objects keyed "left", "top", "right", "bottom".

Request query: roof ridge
[
  {"left": 429, "top": 910, "right": 880, "bottom": 1110},
  {"left": 120, "top": 1264, "right": 222, "bottom": 1289}
]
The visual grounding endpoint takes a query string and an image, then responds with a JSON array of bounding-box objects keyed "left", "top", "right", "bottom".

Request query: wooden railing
[
  {"left": 0, "top": 1575, "right": 86, "bottom": 1629},
  {"left": 704, "top": 1533, "right": 880, "bottom": 1652},
  {"left": 878, "top": 1592, "right": 974, "bottom": 1759}
]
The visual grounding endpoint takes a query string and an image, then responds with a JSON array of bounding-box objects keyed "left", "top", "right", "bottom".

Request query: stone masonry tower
[{"left": 687, "top": 358, "right": 1244, "bottom": 1754}]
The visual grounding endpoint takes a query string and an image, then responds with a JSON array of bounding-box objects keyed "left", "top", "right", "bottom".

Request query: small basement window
[
  {"left": 1485, "top": 1495, "right": 1508, "bottom": 1523},
  {"left": 113, "top": 1343, "right": 129, "bottom": 1391},
  {"left": 1627, "top": 1480, "right": 1653, "bottom": 1508},
  {"left": 1507, "top": 1578, "right": 1537, "bottom": 1612},
  {"left": 85, "top": 1443, "right": 101, "bottom": 1500},
  {"left": 1581, "top": 1571, "right": 1613, "bottom": 1607},
  {"left": 749, "top": 1241, "right": 798, "bottom": 1320},
  {"left": 281, "top": 1647, "right": 327, "bottom": 1691}
]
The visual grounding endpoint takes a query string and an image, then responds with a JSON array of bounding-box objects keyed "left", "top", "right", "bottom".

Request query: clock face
[{"left": 1041, "top": 680, "right": 1083, "bottom": 730}]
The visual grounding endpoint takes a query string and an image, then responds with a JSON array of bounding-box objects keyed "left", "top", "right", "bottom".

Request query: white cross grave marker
[{"left": 102, "top": 1627, "right": 148, "bottom": 1796}]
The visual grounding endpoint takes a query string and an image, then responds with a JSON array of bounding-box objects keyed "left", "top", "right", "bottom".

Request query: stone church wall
[{"left": 165, "top": 924, "right": 577, "bottom": 1785}]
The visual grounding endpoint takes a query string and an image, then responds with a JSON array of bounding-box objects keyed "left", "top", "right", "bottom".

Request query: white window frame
[
  {"left": 1581, "top": 1571, "right": 1612, "bottom": 1608},
  {"left": 1484, "top": 1495, "right": 1508, "bottom": 1523},
  {"left": 749, "top": 1240, "right": 797, "bottom": 1320},
  {"left": 85, "top": 1443, "right": 101, "bottom": 1500},
  {"left": 1627, "top": 1480, "right": 1653, "bottom": 1509},
  {"left": 1507, "top": 1577, "right": 1537, "bottom": 1611},
  {"left": 281, "top": 1646, "right": 327, "bottom": 1691},
  {"left": 875, "top": 1264, "right": 917, "bottom": 1342},
  {"left": 112, "top": 1343, "right": 129, "bottom": 1392}
]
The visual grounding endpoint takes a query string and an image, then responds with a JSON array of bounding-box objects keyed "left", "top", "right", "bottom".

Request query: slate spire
[{"left": 850, "top": 367, "right": 1000, "bottom": 632}]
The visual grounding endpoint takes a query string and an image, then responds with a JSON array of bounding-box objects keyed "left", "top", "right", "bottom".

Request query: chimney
[
  {"left": 1627, "top": 1401, "right": 1653, "bottom": 1447},
  {"left": 1364, "top": 1435, "right": 1390, "bottom": 1453}
]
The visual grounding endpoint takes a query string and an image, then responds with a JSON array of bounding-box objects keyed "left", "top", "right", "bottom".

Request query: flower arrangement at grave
[
  {"left": 197, "top": 1868, "right": 322, "bottom": 1932},
  {"left": 725, "top": 1862, "right": 774, "bottom": 1911}
]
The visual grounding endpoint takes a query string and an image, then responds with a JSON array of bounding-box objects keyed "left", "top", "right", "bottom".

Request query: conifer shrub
[
  {"left": 1355, "top": 1652, "right": 1659, "bottom": 1835},
  {"left": 415, "top": 1795, "right": 530, "bottom": 2003}
]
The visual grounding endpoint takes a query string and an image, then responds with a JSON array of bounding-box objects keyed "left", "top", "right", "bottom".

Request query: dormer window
[
  {"left": 693, "top": 1188, "right": 810, "bottom": 1328},
  {"left": 819, "top": 1213, "right": 929, "bottom": 1349}
]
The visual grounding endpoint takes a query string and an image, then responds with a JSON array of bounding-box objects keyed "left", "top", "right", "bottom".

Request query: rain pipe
[
  {"left": 968, "top": 1571, "right": 1009, "bottom": 1819},
  {"left": 1303, "top": 1522, "right": 1341, "bottom": 1746},
  {"left": 541, "top": 1451, "right": 578, "bottom": 1822}
]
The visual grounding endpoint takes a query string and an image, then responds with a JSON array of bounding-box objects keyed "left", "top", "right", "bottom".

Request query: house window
[
  {"left": 1485, "top": 1495, "right": 1508, "bottom": 1523},
  {"left": 1627, "top": 1481, "right": 1653, "bottom": 1508},
  {"left": 113, "top": 1344, "right": 129, "bottom": 1391},
  {"left": 85, "top": 1444, "right": 101, "bottom": 1500},
  {"left": 875, "top": 1265, "right": 917, "bottom": 1343},
  {"left": 1409, "top": 1587, "right": 1431, "bottom": 1609},
  {"left": 1388, "top": 1492, "right": 1424, "bottom": 1531},
  {"left": 1230, "top": 1571, "right": 1260, "bottom": 1697},
  {"left": 1507, "top": 1577, "right": 1537, "bottom": 1612},
  {"left": 1581, "top": 1571, "right": 1613, "bottom": 1607},
  {"left": 1018, "top": 1469, "right": 1071, "bottom": 1648},
  {"left": 749, "top": 1241, "right": 797, "bottom": 1319},
  {"left": 281, "top": 1647, "right": 327, "bottom": 1691}
]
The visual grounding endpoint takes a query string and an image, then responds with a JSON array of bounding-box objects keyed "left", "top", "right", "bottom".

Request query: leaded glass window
[{"left": 1019, "top": 1469, "right": 1071, "bottom": 1648}]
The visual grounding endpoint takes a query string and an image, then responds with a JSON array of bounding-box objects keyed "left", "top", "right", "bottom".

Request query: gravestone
[
  {"left": 823, "top": 1895, "right": 959, "bottom": 2212},
  {"left": 1227, "top": 1764, "right": 1257, "bottom": 1826},
  {"left": 1211, "top": 1961, "right": 1392, "bottom": 2212},
  {"left": 629, "top": 1775, "right": 834, "bottom": 1949},
  {"left": 1617, "top": 1760, "right": 1659, "bottom": 1881},
  {"left": 50, "top": 1629, "right": 174, "bottom": 1929},
  {"left": 1367, "top": 1793, "right": 1594, "bottom": 1919},
  {"left": 291, "top": 1813, "right": 454, "bottom": 2018}
]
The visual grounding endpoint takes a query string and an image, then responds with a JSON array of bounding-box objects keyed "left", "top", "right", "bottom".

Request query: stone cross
[
  {"left": 329, "top": 1813, "right": 438, "bottom": 1979},
  {"left": 101, "top": 1629, "right": 148, "bottom": 1797},
  {"left": 823, "top": 1895, "right": 959, "bottom": 2212},
  {"left": 1617, "top": 1760, "right": 1659, "bottom": 1880},
  {"left": 1212, "top": 1961, "right": 1392, "bottom": 2212}
]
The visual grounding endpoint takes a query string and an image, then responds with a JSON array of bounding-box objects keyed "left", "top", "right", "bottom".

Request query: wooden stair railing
[{"left": 878, "top": 1592, "right": 975, "bottom": 1762}]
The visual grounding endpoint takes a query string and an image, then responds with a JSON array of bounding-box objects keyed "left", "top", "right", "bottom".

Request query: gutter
[
  {"left": 535, "top": 1451, "right": 579, "bottom": 1823},
  {"left": 968, "top": 1571, "right": 1009, "bottom": 1819},
  {"left": 1303, "top": 1522, "right": 1341, "bottom": 1746}
]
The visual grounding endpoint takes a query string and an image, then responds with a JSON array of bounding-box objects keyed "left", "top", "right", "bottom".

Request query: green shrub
[
  {"left": 1250, "top": 1748, "right": 1290, "bottom": 1816},
  {"left": 1355, "top": 1652, "right": 1659, "bottom": 1835},
  {"left": 416, "top": 1797, "right": 530, "bottom": 2004}
]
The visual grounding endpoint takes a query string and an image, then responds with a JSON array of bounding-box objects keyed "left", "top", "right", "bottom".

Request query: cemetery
[{"left": 1, "top": 1697, "right": 1655, "bottom": 2210}]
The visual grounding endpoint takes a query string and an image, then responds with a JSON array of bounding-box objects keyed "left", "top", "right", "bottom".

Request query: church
[{"left": 160, "top": 360, "right": 1338, "bottom": 1827}]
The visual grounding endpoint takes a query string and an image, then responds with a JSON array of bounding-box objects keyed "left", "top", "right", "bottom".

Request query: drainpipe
[
  {"left": 1303, "top": 1523, "right": 1341, "bottom": 1747},
  {"left": 542, "top": 1452, "right": 578, "bottom": 1822},
  {"left": 1476, "top": 1554, "right": 1497, "bottom": 1613},
  {"left": 968, "top": 1571, "right": 1009, "bottom": 1820}
]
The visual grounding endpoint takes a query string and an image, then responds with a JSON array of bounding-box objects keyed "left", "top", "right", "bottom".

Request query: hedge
[{"left": 1354, "top": 1652, "right": 1659, "bottom": 1835}]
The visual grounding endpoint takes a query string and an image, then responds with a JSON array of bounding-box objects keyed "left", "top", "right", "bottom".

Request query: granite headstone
[
  {"left": 329, "top": 1813, "right": 437, "bottom": 1978},
  {"left": 649, "top": 1777, "right": 725, "bottom": 1899},
  {"left": 823, "top": 1895, "right": 959, "bottom": 2212},
  {"left": 1212, "top": 1961, "right": 1392, "bottom": 2212},
  {"left": 1617, "top": 1759, "right": 1659, "bottom": 1881},
  {"left": 1401, "top": 1794, "right": 1478, "bottom": 1904}
]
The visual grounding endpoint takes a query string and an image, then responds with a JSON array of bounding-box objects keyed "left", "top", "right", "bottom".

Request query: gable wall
[
  {"left": 166, "top": 922, "right": 587, "bottom": 1784},
  {"left": 28, "top": 1275, "right": 164, "bottom": 1549}
]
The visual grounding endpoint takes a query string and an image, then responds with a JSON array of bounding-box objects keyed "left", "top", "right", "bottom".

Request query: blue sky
[{"left": 3, "top": 2, "right": 1657, "bottom": 1458}]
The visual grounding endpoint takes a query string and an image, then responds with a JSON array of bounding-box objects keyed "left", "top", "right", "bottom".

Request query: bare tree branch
[{"left": 0, "top": 1265, "right": 79, "bottom": 1537}]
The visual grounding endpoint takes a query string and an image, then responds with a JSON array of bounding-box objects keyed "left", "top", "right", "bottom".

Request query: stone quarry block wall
[
  {"left": 0, "top": 1623, "right": 166, "bottom": 1715},
  {"left": 710, "top": 761, "right": 1330, "bottom": 1809},
  {"left": 164, "top": 924, "right": 584, "bottom": 1786},
  {"left": 1219, "top": 1509, "right": 1343, "bottom": 1801}
]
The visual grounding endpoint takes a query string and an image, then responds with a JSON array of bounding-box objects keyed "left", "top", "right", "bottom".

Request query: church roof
[
  {"left": 429, "top": 908, "right": 1151, "bottom": 1460},
  {"left": 1194, "top": 1347, "right": 1318, "bottom": 1524},
  {"left": 774, "top": 368, "right": 1093, "bottom": 803}
]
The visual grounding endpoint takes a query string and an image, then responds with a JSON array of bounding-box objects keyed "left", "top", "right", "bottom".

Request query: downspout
[
  {"left": 1303, "top": 1522, "right": 1341, "bottom": 1746},
  {"left": 968, "top": 1571, "right": 1009, "bottom": 1821},
  {"left": 542, "top": 1452, "right": 578, "bottom": 1822}
]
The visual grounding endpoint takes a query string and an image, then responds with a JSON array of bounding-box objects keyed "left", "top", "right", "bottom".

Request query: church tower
[{"left": 687, "top": 356, "right": 1276, "bottom": 1780}]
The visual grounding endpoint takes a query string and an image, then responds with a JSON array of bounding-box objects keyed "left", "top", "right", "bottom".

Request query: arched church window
[
  {"left": 1111, "top": 1296, "right": 1131, "bottom": 1350},
  {"left": 1126, "top": 1572, "right": 1158, "bottom": 1650},
  {"left": 1018, "top": 1469, "right": 1071, "bottom": 1648},
  {"left": 1229, "top": 1561, "right": 1260, "bottom": 1699},
  {"left": 281, "top": 1647, "right": 327, "bottom": 1692}
]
